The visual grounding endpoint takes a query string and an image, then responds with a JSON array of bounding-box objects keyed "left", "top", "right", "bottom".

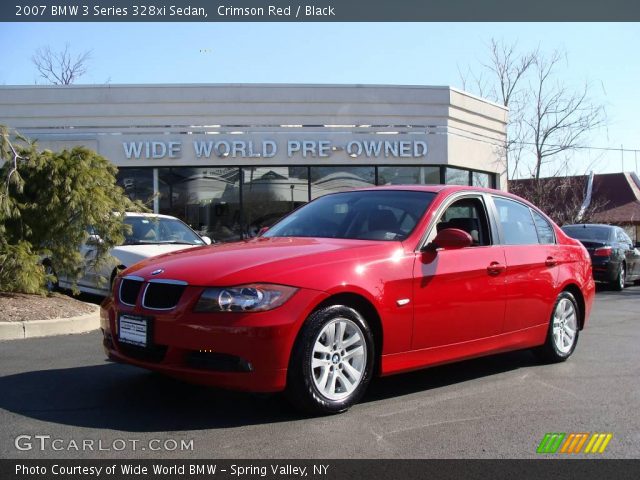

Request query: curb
[{"left": 0, "top": 305, "right": 101, "bottom": 341}]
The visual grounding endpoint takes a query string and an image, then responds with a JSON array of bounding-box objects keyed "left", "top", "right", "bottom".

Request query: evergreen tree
[{"left": 0, "top": 125, "right": 146, "bottom": 294}]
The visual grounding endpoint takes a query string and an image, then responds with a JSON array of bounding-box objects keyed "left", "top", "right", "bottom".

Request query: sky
[{"left": 0, "top": 22, "right": 639, "bottom": 177}]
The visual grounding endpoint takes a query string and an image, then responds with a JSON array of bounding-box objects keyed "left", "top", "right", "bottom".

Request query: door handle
[
  {"left": 487, "top": 261, "right": 506, "bottom": 276},
  {"left": 545, "top": 257, "right": 558, "bottom": 267}
]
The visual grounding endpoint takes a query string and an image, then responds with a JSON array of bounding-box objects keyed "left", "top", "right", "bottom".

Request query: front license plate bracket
[{"left": 118, "top": 315, "right": 152, "bottom": 347}]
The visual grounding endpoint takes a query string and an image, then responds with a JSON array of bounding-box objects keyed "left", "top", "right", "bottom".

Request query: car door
[
  {"left": 412, "top": 193, "right": 507, "bottom": 349},
  {"left": 491, "top": 196, "right": 559, "bottom": 333}
]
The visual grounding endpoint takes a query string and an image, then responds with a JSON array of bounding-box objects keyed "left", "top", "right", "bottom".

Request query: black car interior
[{"left": 436, "top": 198, "right": 491, "bottom": 246}]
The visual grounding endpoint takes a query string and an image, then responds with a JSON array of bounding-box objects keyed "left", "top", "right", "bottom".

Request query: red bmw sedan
[{"left": 101, "top": 186, "right": 595, "bottom": 414}]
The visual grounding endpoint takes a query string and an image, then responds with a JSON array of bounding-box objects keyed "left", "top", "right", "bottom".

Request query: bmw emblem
[{"left": 151, "top": 268, "right": 164, "bottom": 276}]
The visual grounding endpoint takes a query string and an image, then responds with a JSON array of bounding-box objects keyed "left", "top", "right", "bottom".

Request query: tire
[
  {"left": 286, "top": 305, "right": 375, "bottom": 415},
  {"left": 611, "top": 263, "right": 625, "bottom": 291},
  {"left": 43, "top": 261, "right": 58, "bottom": 293},
  {"left": 534, "top": 291, "right": 580, "bottom": 363}
]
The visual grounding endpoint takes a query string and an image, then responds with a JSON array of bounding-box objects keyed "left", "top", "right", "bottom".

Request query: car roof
[
  {"left": 356, "top": 184, "right": 530, "bottom": 201},
  {"left": 357, "top": 184, "right": 447, "bottom": 193},
  {"left": 357, "top": 184, "right": 505, "bottom": 194}
]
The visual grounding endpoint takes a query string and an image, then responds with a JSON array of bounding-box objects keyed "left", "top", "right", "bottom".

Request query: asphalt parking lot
[{"left": 0, "top": 286, "right": 638, "bottom": 459}]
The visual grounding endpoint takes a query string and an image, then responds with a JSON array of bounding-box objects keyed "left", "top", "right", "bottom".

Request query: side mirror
[
  {"left": 426, "top": 228, "right": 473, "bottom": 251},
  {"left": 258, "top": 226, "right": 270, "bottom": 237},
  {"left": 201, "top": 236, "right": 212, "bottom": 245},
  {"left": 86, "top": 234, "right": 103, "bottom": 246}
]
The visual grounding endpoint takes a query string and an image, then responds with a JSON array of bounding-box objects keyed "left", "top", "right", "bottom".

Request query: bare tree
[
  {"left": 32, "top": 43, "right": 92, "bottom": 85},
  {"left": 528, "top": 51, "right": 606, "bottom": 180},
  {"left": 460, "top": 39, "right": 537, "bottom": 179},
  {"left": 461, "top": 39, "right": 605, "bottom": 180}
]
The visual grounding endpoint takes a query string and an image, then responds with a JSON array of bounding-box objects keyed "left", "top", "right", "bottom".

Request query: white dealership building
[{"left": 0, "top": 84, "right": 507, "bottom": 241}]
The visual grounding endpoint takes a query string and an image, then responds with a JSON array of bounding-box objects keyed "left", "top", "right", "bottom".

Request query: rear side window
[
  {"left": 493, "top": 197, "right": 539, "bottom": 245},
  {"left": 616, "top": 229, "right": 632, "bottom": 245},
  {"left": 531, "top": 210, "right": 555, "bottom": 244}
]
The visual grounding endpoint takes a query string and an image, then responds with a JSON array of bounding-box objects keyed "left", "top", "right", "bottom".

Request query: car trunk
[{"left": 576, "top": 240, "right": 611, "bottom": 261}]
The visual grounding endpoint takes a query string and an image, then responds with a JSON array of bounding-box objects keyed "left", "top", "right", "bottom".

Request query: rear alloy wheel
[
  {"left": 287, "top": 305, "right": 374, "bottom": 414},
  {"left": 534, "top": 291, "right": 579, "bottom": 363},
  {"left": 612, "top": 263, "right": 625, "bottom": 291}
]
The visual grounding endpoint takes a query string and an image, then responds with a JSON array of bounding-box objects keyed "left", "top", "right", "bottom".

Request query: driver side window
[{"left": 434, "top": 197, "right": 492, "bottom": 246}]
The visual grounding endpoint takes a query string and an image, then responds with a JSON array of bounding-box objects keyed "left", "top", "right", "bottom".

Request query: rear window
[{"left": 562, "top": 226, "right": 612, "bottom": 242}]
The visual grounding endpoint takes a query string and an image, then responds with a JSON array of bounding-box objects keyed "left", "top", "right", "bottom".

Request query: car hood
[
  {"left": 112, "top": 244, "right": 200, "bottom": 265},
  {"left": 123, "top": 237, "right": 402, "bottom": 288}
]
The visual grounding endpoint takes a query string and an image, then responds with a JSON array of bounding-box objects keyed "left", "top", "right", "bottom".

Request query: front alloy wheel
[
  {"left": 287, "top": 305, "right": 374, "bottom": 414},
  {"left": 534, "top": 291, "right": 580, "bottom": 363},
  {"left": 311, "top": 317, "right": 367, "bottom": 401}
]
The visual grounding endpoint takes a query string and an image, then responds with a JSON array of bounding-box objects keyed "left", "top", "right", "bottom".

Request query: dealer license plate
[{"left": 118, "top": 315, "right": 149, "bottom": 347}]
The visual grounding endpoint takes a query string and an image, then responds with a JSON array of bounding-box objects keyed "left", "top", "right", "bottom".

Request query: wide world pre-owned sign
[
  {"left": 95, "top": 133, "right": 438, "bottom": 167},
  {"left": 122, "top": 138, "right": 429, "bottom": 160}
]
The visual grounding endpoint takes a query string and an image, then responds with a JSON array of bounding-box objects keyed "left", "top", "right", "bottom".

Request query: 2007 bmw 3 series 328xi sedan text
[{"left": 100, "top": 186, "right": 595, "bottom": 414}]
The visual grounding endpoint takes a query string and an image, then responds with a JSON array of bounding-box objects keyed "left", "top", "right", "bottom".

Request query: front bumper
[{"left": 100, "top": 286, "right": 328, "bottom": 392}]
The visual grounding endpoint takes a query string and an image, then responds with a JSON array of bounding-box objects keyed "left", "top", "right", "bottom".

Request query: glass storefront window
[
  {"left": 310, "top": 166, "right": 375, "bottom": 200},
  {"left": 242, "top": 167, "right": 309, "bottom": 237},
  {"left": 378, "top": 166, "right": 440, "bottom": 185},
  {"left": 445, "top": 167, "right": 470, "bottom": 186},
  {"left": 118, "top": 165, "right": 497, "bottom": 243},
  {"left": 158, "top": 167, "right": 241, "bottom": 242},
  {"left": 472, "top": 171, "right": 492, "bottom": 188},
  {"left": 116, "top": 168, "right": 154, "bottom": 207}
]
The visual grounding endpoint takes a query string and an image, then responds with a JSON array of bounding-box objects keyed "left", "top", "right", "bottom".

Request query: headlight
[{"left": 194, "top": 284, "right": 298, "bottom": 312}]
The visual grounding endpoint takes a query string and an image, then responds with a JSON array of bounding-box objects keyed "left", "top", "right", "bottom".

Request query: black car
[{"left": 562, "top": 224, "right": 640, "bottom": 290}]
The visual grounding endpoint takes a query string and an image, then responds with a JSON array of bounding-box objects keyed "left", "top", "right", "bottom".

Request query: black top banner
[{"left": 3, "top": 0, "right": 640, "bottom": 22}]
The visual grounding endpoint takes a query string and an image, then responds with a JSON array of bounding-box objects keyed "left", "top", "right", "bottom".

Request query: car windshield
[
  {"left": 562, "top": 226, "right": 612, "bottom": 242},
  {"left": 263, "top": 190, "right": 435, "bottom": 241},
  {"left": 123, "top": 216, "right": 204, "bottom": 245}
]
